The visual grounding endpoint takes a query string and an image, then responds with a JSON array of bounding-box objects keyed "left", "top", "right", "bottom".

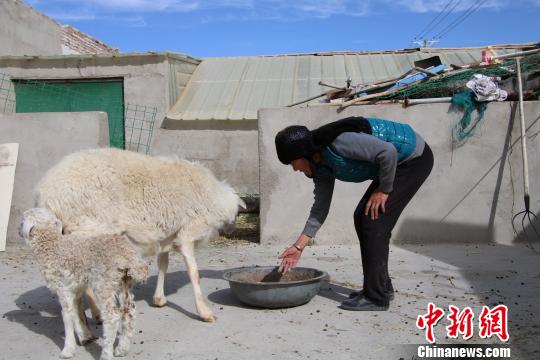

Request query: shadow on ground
[
  {"left": 396, "top": 218, "right": 540, "bottom": 359},
  {"left": 3, "top": 286, "right": 103, "bottom": 360},
  {"left": 3, "top": 269, "right": 230, "bottom": 359}
]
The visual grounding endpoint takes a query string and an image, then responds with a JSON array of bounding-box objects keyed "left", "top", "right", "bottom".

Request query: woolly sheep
[
  {"left": 35, "top": 148, "right": 245, "bottom": 322},
  {"left": 20, "top": 208, "right": 148, "bottom": 360}
]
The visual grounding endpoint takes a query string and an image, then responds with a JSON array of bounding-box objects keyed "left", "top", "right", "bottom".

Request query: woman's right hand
[{"left": 278, "top": 246, "right": 302, "bottom": 273}]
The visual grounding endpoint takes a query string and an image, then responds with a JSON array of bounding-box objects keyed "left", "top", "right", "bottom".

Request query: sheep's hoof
[
  {"left": 201, "top": 313, "right": 217, "bottom": 322},
  {"left": 80, "top": 335, "right": 98, "bottom": 345},
  {"left": 60, "top": 348, "right": 75, "bottom": 358},
  {"left": 114, "top": 346, "right": 129, "bottom": 357},
  {"left": 152, "top": 296, "right": 167, "bottom": 308}
]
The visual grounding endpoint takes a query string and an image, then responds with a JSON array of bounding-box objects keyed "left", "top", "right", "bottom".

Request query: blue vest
[{"left": 317, "top": 118, "right": 416, "bottom": 183}]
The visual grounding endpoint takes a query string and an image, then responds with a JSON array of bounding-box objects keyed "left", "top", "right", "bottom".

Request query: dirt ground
[{"left": 1, "top": 215, "right": 539, "bottom": 359}]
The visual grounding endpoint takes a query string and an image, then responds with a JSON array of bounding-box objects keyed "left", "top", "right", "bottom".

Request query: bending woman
[{"left": 274, "top": 116, "right": 433, "bottom": 311}]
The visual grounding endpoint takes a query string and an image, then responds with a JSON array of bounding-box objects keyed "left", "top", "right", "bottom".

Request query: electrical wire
[
  {"left": 414, "top": 0, "right": 457, "bottom": 40},
  {"left": 434, "top": 0, "right": 489, "bottom": 39},
  {"left": 419, "top": 0, "right": 464, "bottom": 40}
]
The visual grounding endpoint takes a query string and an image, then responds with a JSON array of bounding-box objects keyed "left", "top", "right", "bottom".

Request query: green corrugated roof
[{"left": 165, "top": 45, "right": 534, "bottom": 123}]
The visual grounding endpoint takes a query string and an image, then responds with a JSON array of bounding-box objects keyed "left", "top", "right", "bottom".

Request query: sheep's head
[
  {"left": 218, "top": 182, "right": 247, "bottom": 235},
  {"left": 20, "top": 208, "right": 62, "bottom": 244}
]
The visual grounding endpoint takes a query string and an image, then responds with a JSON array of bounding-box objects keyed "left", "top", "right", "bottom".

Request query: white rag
[{"left": 466, "top": 74, "right": 508, "bottom": 102}]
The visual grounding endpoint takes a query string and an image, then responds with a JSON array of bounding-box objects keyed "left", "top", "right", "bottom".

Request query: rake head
[{"left": 512, "top": 209, "right": 540, "bottom": 253}]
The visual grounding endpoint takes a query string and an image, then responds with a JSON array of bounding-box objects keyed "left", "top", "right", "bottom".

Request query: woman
[{"left": 274, "top": 116, "right": 433, "bottom": 311}]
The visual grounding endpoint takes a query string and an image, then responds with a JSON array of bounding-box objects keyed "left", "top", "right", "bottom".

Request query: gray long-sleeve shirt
[{"left": 302, "top": 131, "right": 425, "bottom": 238}]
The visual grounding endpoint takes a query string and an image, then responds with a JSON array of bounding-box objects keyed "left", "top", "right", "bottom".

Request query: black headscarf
[
  {"left": 275, "top": 116, "right": 372, "bottom": 165},
  {"left": 311, "top": 116, "right": 372, "bottom": 150}
]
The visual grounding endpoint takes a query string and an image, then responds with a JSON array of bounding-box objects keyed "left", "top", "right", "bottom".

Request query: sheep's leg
[
  {"left": 98, "top": 295, "right": 121, "bottom": 360},
  {"left": 57, "top": 292, "right": 78, "bottom": 358},
  {"left": 152, "top": 252, "right": 169, "bottom": 307},
  {"left": 74, "top": 294, "right": 96, "bottom": 344},
  {"left": 114, "top": 286, "right": 135, "bottom": 357},
  {"left": 180, "top": 240, "right": 216, "bottom": 322},
  {"left": 86, "top": 288, "right": 103, "bottom": 324}
]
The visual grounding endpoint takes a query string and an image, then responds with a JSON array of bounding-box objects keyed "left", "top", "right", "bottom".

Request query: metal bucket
[{"left": 223, "top": 266, "right": 327, "bottom": 308}]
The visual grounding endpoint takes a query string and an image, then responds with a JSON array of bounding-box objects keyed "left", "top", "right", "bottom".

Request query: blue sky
[{"left": 25, "top": 0, "right": 540, "bottom": 57}]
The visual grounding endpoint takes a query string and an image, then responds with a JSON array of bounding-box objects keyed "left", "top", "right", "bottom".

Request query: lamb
[
  {"left": 20, "top": 208, "right": 148, "bottom": 360},
  {"left": 35, "top": 148, "right": 245, "bottom": 322}
]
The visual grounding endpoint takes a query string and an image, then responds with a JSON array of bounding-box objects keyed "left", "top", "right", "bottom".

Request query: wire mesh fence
[
  {"left": 124, "top": 104, "right": 157, "bottom": 154},
  {"left": 0, "top": 72, "right": 16, "bottom": 114},
  {"left": 0, "top": 73, "right": 157, "bottom": 153}
]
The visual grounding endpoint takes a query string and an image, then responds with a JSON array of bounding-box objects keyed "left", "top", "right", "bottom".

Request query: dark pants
[{"left": 353, "top": 144, "right": 434, "bottom": 306}]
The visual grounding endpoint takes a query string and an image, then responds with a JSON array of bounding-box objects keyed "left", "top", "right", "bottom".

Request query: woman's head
[
  {"left": 275, "top": 125, "right": 314, "bottom": 163},
  {"left": 275, "top": 125, "right": 317, "bottom": 177}
]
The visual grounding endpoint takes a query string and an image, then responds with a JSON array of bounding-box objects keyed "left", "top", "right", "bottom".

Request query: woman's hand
[
  {"left": 364, "top": 190, "right": 389, "bottom": 220},
  {"left": 278, "top": 246, "right": 302, "bottom": 273}
]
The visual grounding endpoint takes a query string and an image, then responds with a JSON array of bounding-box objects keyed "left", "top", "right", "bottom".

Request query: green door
[{"left": 14, "top": 79, "right": 125, "bottom": 148}]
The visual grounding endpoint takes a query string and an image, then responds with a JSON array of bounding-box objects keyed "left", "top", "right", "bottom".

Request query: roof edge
[
  {"left": 0, "top": 51, "right": 201, "bottom": 64},
  {"left": 202, "top": 42, "right": 540, "bottom": 59}
]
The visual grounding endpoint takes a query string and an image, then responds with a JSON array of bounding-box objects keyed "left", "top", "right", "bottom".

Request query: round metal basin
[{"left": 223, "top": 266, "right": 327, "bottom": 309}]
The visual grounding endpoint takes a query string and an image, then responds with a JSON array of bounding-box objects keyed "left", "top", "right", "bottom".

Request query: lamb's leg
[
  {"left": 74, "top": 294, "right": 96, "bottom": 344},
  {"left": 114, "top": 285, "right": 135, "bottom": 357},
  {"left": 180, "top": 240, "right": 216, "bottom": 322},
  {"left": 57, "top": 292, "right": 78, "bottom": 358},
  {"left": 152, "top": 252, "right": 169, "bottom": 307},
  {"left": 98, "top": 294, "right": 121, "bottom": 360},
  {"left": 86, "top": 288, "right": 103, "bottom": 324}
]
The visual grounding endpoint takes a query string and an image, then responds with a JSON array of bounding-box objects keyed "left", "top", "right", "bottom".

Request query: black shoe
[
  {"left": 340, "top": 294, "right": 389, "bottom": 311},
  {"left": 348, "top": 289, "right": 395, "bottom": 301}
]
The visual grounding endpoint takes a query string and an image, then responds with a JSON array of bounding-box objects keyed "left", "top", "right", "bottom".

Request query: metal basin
[{"left": 223, "top": 266, "right": 327, "bottom": 308}]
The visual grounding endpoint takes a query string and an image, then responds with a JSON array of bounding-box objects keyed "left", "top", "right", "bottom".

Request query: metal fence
[
  {"left": 0, "top": 72, "right": 15, "bottom": 114},
  {"left": 124, "top": 103, "right": 157, "bottom": 154}
]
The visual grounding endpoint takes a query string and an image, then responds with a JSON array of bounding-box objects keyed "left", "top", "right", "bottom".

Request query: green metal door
[{"left": 14, "top": 79, "right": 125, "bottom": 148}]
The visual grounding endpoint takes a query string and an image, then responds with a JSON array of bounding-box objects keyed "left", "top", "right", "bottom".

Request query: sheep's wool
[{"left": 36, "top": 148, "right": 242, "bottom": 254}]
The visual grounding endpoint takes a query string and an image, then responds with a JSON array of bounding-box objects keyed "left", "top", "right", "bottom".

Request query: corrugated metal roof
[{"left": 165, "top": 45, "right": 536, "bottom": 122}]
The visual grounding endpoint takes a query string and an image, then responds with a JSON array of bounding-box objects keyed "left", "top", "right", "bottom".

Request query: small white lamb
[{"left": 20, "top": 208, "right": 148, "bottom": 360}]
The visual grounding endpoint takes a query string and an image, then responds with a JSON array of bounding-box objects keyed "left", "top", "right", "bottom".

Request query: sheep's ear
[
  {"left": 21, "top": 220, "right": 34, "bottom": 239},
  {"left": 238, "top": 198, "right": 247, "bottom": 211}
]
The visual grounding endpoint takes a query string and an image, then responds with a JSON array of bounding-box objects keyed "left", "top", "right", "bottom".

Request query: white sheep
[
  {"left": 20, "top": 208, "right": 148, "bottom": 360},
  {"left": 35, "top": 148, "right": 245, "bottom": 322}
]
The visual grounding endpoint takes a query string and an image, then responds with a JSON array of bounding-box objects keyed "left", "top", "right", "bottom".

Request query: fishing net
[{"left": 450, "top": 90, "right": 488, "bottom": 143}]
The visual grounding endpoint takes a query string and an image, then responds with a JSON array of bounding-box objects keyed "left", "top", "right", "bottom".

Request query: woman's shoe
[
  {"left": 348, "top": 289, "right": 395, "bottom": 301},
  {"left": 340, "top": 294, "right": 389, "bottom": 311}
]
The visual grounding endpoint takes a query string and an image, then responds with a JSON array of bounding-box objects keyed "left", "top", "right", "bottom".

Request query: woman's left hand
[
  {"left": 365, "top": 190, "right": 389, "bottom": 220},
  {"left": 278, "top": 246, "right": 302, "bottom": 273}
]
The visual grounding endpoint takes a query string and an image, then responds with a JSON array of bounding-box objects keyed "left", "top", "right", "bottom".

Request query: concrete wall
[
  {"left": 0, "top": 0, "right": 63, "bottom": 56},
  {"left": 0, "top": 112, "right": 109, "bottom": 247},
  {"left": 151, "top": 128, "right": 259, "bottom": 194},
  {"left": 259, "top": 102, "right": 540, "bottom": 246}
]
